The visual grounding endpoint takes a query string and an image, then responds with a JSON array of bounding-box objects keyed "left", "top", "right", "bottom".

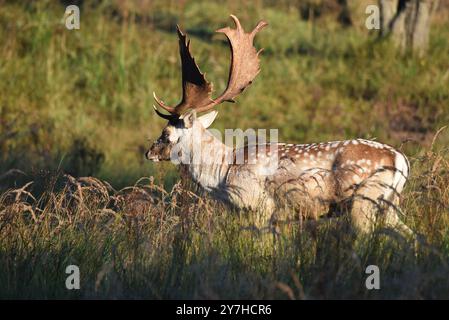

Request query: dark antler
[{"left": 153, "top": 26, "right": 213, "bottom": 117}]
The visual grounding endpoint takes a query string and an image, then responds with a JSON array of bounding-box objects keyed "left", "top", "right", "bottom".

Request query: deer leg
[
  {"left": 350, "top": 198, "right": 378, "bottom": 233},
  {"left": 384, "top": 210, "right": 413, "bottom": 237},
  {"left": 350, "top": 170, "right": 413, "bottom": 237},
  {"left": 384, "top": 198, "right": 414, "bottom": 237}
]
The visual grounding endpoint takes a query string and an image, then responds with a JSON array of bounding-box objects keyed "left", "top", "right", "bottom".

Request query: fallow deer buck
[{"left": 146, "top": 15, "right": 412, "bottom": 235}]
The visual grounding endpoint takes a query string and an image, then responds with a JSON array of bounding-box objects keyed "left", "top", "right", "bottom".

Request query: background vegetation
[{"left": 0, "top": 0, "right": 448, "bottom": 299}]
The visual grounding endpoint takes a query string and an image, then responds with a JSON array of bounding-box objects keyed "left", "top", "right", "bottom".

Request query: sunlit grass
[{"left": 0, "top": 143, "right": 448, "bottom": 299}]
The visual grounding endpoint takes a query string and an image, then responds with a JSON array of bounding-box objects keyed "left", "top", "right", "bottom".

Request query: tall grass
[{"left": 1, "top": 1, "right": 448, "bottom": 187}]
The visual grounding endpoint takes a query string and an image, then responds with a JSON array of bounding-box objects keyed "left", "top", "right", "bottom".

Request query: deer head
[{"left": 146, "top": 15, "right": 267, "bottom": 163}]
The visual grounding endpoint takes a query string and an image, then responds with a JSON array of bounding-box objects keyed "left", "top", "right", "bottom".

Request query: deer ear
[
  {"left": 198, "top": 111, "right": 218, "bottom": 129},
  {"left": 181, "top": 110, "right": 197, "bottom": 128}
]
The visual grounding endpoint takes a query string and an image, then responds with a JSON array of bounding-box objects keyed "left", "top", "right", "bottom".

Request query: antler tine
[
  {"left": 152, "top": 105, "right": 176, "bottom": 120},
  {"left": 228, "top": 14, "right": 243, "bottom": 31},
  {"left": 195, "top": 15, "right": 267, "bottom": 114},
  {"left": 251, "top": 19, "right": 269, "bottom": 40}
]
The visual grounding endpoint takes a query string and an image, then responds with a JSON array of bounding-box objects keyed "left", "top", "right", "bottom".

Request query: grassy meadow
[{"left": 0, "top": 0, "right": 449, "bottom": 299}]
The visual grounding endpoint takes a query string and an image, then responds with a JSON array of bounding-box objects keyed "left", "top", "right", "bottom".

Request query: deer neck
[{"left": 178, "top": 128, "right": 232, "bottom": 192}]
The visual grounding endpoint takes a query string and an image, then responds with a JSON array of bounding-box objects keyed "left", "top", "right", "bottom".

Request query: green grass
[{"left": 0, "top": 0, "right": 449, "bottom": 299}]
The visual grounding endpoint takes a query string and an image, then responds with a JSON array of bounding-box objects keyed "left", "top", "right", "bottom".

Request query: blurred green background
[{"left": 1, "top": 0, "right": 448, "bottom": 188}]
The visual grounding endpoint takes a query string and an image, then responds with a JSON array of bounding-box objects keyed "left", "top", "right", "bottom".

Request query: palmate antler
[{"left": 153, "top": 15, "right": 268, "bottom": 120}]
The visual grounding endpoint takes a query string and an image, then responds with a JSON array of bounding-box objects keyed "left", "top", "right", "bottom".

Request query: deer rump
[{"left": 148, "top": 15, "right": 412, "bottom": 236}]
